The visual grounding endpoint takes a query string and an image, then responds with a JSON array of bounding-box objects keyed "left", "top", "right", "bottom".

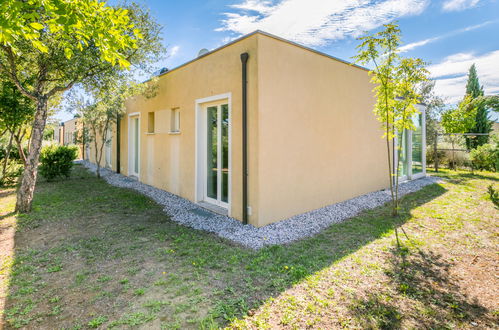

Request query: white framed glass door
[
  {"left": 105, "top": 127, "right": 112, "bottom": 168},
  {"left": 395, "top": 109, "right": 426, "bottom": 181},
  {"left": 204, "top": 103, "right": 229, "bottom": 208},
  {"left": 128, "top": 114, "right": 140, "bottom": 177}
]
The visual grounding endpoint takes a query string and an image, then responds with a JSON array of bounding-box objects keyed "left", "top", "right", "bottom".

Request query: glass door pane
[
  {"left": 134, "top": 118, "right": 139, "bottom": 173},
  {"left": 221, "top": 104, "right": 229, "bottom": 203},
  {"left": 412, "top": 114, "right": 423, "bottom": 175},
  {"left": 398, "top": 130, "right": 409, "bottom": 177},
  {"left": 207, "top": 106, "right": 218, "bottom": 200}
]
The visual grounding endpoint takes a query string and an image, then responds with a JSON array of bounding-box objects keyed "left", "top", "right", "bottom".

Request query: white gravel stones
[{"left": 80, "top": 161, "right": 441, "bottom": 250}]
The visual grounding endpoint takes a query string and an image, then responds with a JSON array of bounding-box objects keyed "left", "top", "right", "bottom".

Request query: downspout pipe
[
  {"left": 116, "top": 114, "right": 121, "bottom": 174},
  {"left": 240, "top": 52, "right": 249, "bottom": 225}
]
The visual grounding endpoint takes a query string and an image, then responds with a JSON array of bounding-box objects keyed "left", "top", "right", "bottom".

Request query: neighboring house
[
  {"left": 493, "top": 122, "right": 499, "bottom": 135},
  {"left": 86, "top": 31, "right": 426, "bottom": 227},
  {"left": 57, "top": 117, "right": 84, "bottom": 159}
]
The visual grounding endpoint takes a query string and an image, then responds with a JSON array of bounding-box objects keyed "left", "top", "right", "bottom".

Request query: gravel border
[{"left": 80, "top": 161, "right": 442, "bottom": 249}]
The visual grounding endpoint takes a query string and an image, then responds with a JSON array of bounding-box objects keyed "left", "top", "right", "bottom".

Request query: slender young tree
[
  {"left": 0, "top": 0, "right": 162, "bottom": 212},
  {"left": 418, "top": 80, "right": 446, "bottom": 147},
  {"left": 465, "top": 64, "right": 491, "bottom": 148},
  {"left": 71, "top": 76, "right": 157, "bottom": 178},
  {"left": 0, "top": 79, "right": 36, "bottom": 171},
  {"left": 354, "top": 23, "right": 428, "bottom": 216}
]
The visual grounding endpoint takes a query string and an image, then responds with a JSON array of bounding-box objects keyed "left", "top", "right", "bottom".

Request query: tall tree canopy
[
  {"left": 465, "top": 64, "right": 491, "bottom": 148},
  {"left": 0, "top": 0, "right": 163, "bottom": 212}
]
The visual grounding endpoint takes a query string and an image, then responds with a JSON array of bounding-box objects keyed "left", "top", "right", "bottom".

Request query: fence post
[{"left": 434, "top": 132, "right": 438, "bottom": 172}]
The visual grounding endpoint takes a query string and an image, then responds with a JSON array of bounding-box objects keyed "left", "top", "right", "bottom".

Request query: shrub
[
  {"left": 487, "top": 185, "right": 499, "bottom": 208},
  {"left": 0, "top": 159, "right": 23, "bottom": 186},
  {"left": 39, "top": 145, "right": 78, "bottom": 181},
  {"left": 469, "top": 143, "right": 498, "bottom": 172},
  {"left": 426, "top": 149, "right": 446, "bottom": 166}
]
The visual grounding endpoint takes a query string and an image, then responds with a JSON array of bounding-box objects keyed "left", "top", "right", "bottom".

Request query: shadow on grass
[
  {"left": 428, "top": 169, "right": 499, "bottom": 185},
  {"left": 1, "top": 165, "right": 458, "bottom": 329},
  {"left": 349, "top": 245, "right": 494, "bottom": 328}
]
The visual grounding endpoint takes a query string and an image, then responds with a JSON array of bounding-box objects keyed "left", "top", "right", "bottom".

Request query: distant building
[
  {"left": 493, "top": 122, "right": 499, "bottom": 135},
  {"left": 57, "top": 117, "right": 84, "bottom": 159}
]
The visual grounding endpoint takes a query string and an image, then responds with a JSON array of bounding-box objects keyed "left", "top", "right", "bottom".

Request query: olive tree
[
  {"left": 0, "top": 0, "right": 162, "bottom": 212},
  {"left": 354, "top": 23, "right": 429, "bottom": 216}
]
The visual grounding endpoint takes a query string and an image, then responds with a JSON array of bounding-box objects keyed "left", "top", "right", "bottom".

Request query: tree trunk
[
  {"left": 434, "top": 132, "right": 438, "bottom": 172},
  {"left": 15, "top": 96, "right": 48, "bottom": 213},
  {"left": 92, "top": 126, "right": 101, "bottom": 178}
]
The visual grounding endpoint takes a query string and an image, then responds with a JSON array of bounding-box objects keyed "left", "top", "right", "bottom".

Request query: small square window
[
  {"left": 147, "top": 112, "right": 155, "bottom": 133},
  {"left": 170, "top": 108, "right": 180, "bottom": 133}
]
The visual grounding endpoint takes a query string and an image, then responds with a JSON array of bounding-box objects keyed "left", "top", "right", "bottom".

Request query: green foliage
[
  {"left": 0, "top": 80, "right": 35, "bottom": 132},
  {"left": 0, "top": 145, "right": 27, "bottom": 161},
  {"left": 0, "top": 159, "right": 23, "bottom": 186},
  {"left": 464, "top": 64, "right": 491, "bottom": 148},
  {"left": 487, "top": 185, "right": 499, "bottom": 207},
  {"left": 353, "top": 23, "right": 429, "bottom": 140},
  {"left": 39, "top": 145, "right": 78, "bottom": 181},
  {"left": 0, "top": 0, "right": 141, "bottom": 68},
  {"left": 0, "top": 0, "right": 163, "bottom": 212},
  {"left": 418, "top": 81, "right": 445, "bottom": 147},
  {"left": 87, "top": 315, "right": 108, "bottom": 328},
  {"left": 441, "top": 96, "right": 477, "bottom": 134},
  {"left": 465, "top": 64, "right": 483, "bottom": 98},
  {"left": 353, "top": 22, "right": 429, "bottom": 215},
  {"left": 469, "top": 143, "right": 498, "bottom": 172}
]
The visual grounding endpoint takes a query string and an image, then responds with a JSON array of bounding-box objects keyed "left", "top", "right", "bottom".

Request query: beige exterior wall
[
  {"left": 86, "top": 124, "right": 117, "bottom": 171},
  {"left": 86, "top": 31, "right": 392, "bottom": 227},
  {"left": 60, "top": 118, "right": 84, "bottom": 159},
  {"left": 255, "top": 33, "right": 388, "bottom": 226},
  {"left": 117, "top": 34, "right": 260, "bottom": 224}
]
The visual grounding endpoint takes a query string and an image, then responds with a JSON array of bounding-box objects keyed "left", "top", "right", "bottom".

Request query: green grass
[{"left": 0, "top": 165, "right": 497, "bottom": 329}]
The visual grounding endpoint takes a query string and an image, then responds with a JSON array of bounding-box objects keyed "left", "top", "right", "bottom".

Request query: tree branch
[{"left": 0, "top": 46, "right": 37, "bottom": 101}]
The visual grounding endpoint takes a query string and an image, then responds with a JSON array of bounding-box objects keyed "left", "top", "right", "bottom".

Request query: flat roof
[{"left": 155, "top": 30, "right": 369, "bottom": 80}]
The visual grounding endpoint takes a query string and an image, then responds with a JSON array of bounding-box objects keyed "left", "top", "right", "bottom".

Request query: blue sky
[{"left": 59, "top": 0, "right": 499, "bottom": 121}]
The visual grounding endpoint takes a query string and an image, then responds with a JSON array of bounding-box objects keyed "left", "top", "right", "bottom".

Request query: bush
[
  {"left": 488, "top": 185, "right": 499, "bottom": 208},
  {"left": 39, "top": 145, "right": 78, "bottom": 181},
  {"left": 426, "top": 149, "right": 446, "bottom": 166},
  {"left": 469, "top": 143, "right": 499, "bottom": 172},
  {"left": 0, "top": 145, "right": 28, "bottom": 161},
  {"left": 0, "top": 159, "right": 23, "bottom": 186}
]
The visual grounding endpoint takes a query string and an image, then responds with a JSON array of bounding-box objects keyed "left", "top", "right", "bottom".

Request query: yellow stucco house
[
  {"left": 57, "top": 117, "right": 84, "bottom": 159},
  {"left": 86, "top": 31, "right": 426, "bottom": 227}
]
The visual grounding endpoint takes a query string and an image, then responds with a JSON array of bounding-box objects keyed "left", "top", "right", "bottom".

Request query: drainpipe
[
  {"left": 116, "top": 114, "right": 121, "bottom": 173},
  {"left": 240, "top": 52, "right": 249, "bottom": 225}
]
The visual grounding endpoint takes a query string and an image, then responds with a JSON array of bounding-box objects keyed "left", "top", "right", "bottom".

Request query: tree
[
  {"left": 418, "top": 80, "right": 446, "bottom": 147},
  {"left": 0, "top": 79, "right": 36, "bottom": 176},
  {"left": 441, "top": 96, "right": 477, "bottom": 169},
  {"left": 465, "top": 64, "right": 491, "bottom": 148},
  {"left": 0, "top": 1, "right": 162, "bottom": 212},
  {"left": 71, "top": 76, "right": 157, "bottom": 178},
  {"left": 354, "top": 23, "right": 429, "bottom": 216}
]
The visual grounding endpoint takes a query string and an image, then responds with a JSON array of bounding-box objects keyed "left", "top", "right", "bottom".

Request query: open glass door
[{"left": 205, "top": 104, "right": 229, "bottom": 208}]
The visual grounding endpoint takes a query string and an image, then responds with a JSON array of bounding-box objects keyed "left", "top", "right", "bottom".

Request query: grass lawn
[{"left": 0, "top": 165, "right": 498, "bottom": 329}]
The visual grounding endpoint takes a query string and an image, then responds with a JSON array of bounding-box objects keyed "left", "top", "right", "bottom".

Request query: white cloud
[
  {"left": 169, "top": 45, "right": 180, "bottom": 57},
  {"left": 429, "top": 50, "right": 499, "bottom": 103},
  {"left": 442, "top": 0, "right": 480, "bottom": 11},
  {"left": 217, "top": 0, "right": 429, "bottom": 46},
  {"left": 399, "top": 37, "right": 439, "bottom": 52},
  {"left": 399, "top": 21, "right": 495, "bottom": 53}
]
